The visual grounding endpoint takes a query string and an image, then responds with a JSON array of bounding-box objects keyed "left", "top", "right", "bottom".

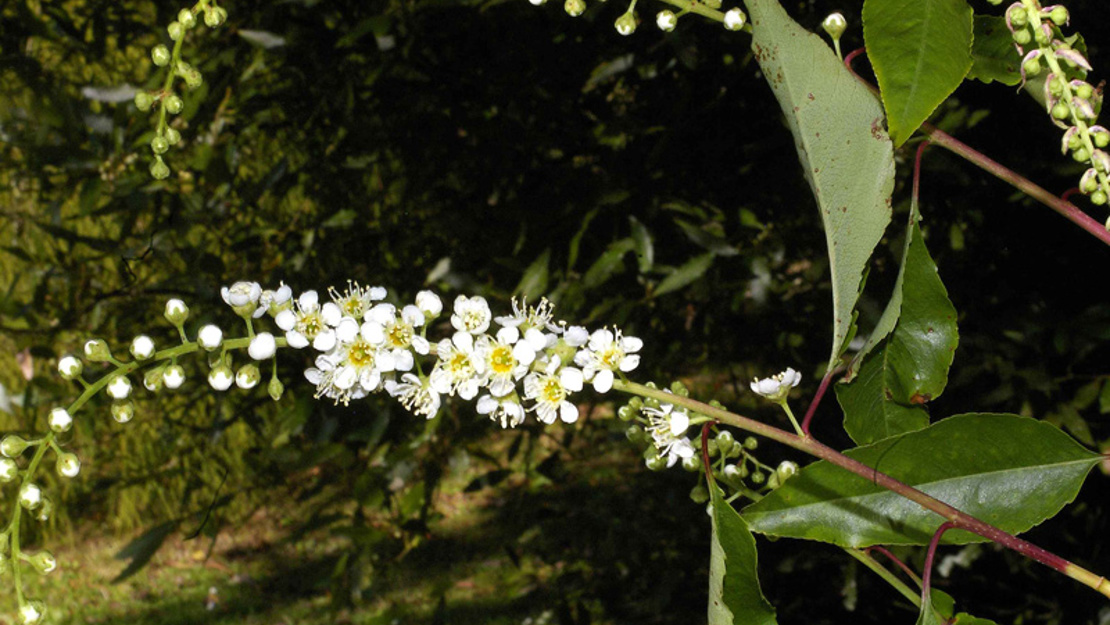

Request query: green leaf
[
  {"left": 744, "top": 0, "right": 895, "bottom": 370},
  {"left": 838, "top": 219, "right": 959, "bottom": 444},
  {"left": 742, "top": 414, "right": 1099, "bottom": 547},
  {"left": 516, "top": 248, "right": 550, "bottom": 299},
  {"left": 709, "top": 482, "right": 777, "bottom": 625},
  {"left": 654, "top": 252, "right": 714, "bottom": 297},
  {"left": 582, "top": 238, "right": 634, "bottom": 289},
  {"left": 967, "top": 16, "right": 1021, "bottom": 86},
  {"left": 113, "top": 521, "right": 179, "bottom": 583},
  {"left": 629, "top": 216, "right": 655, "bottom": 273},
  {"left": 1099, "top": 378, "right": 1110, "bottom": 414},
  {"left": 952, "top": 614, "right": 998, "bottom": 625},
  {"left": 863, "top": 0, "right": 974, "bottom": 146},
  {"left": 916, "top": 587, "right": 949, "bottom": 625}
]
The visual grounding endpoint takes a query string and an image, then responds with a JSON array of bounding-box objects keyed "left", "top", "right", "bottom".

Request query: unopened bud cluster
[
  {"left": 133, "top": 0, "right": 228, "bottom": 180},
  {"left": 1006, "top": 0, "right": 1110, "bottom": 221},
  {"left": 525, "top": 0, "right": 746, "bottom": 34}
]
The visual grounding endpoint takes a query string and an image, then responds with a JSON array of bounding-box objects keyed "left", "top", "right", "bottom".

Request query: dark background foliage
[{"left": 1, "top": 0, "right": 1108, "bottom": 623}]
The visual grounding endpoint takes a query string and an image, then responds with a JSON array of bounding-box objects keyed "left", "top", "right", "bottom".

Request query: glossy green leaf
[
  {"left": 654, "top": 252, "right": 714, "bottom": 297},
  {"left": 744, "top": 0, "right": 895, "bottom": 369},
  {"left": 952, "top": 614, "right": 998, "bottom": 625},
  {"left": 838, "top": 219, "right": 958, "bottom": 444},
  {"left": 582, "top": 238, "right": 634, "bottom": 289},
  {"left": 967, "top": 16, "right": 1021, "bottom": 86},
  {"left": 516, "top": 248, "right": 550, "bottom": 299},
  {"left": 629, "top": 216, "right": 654, "bottom": 273},
  {"left": 709, "top": 482, "right": 777, "bottom": 625},
  {"left": 742, "top": 414, "right": 1100, "bottom": 547},
  {"left": 916, "top": 588, "right": 951, "bottom": 625},
  {"left": 863, "top": 0, "right": 973, "bottom": 146}
]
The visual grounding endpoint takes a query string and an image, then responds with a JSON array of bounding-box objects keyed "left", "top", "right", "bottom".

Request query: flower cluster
[
  {"left": 1005, "top": 0, "right": 1110, "bottom": 219},
  {"left": 525, "top": 0, "right": 747, "bottom": 36}
]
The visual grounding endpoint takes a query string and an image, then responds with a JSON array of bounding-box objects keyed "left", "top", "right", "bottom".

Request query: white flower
[
  {"left": 429, "top": 332, "right": 482, "bottom": 400},
  {"left": 57, "top": 355, "right": 83, "bottom": 379},
  {"left": 130, "top": 335, "right": 155, "bottom": 360},
  {"left": 106, "top": 375, "right": 132, "bottom": 400},
  {"left": 363, "top": 303, "right": 429, "bottom": 357},
  {"left": 656, "top": 10, "right": 677, "bottom": 32},
  {"left": 208, "top": 366, "right": 234, "bottom": 391},
  {"left": 248, "top": 332, "right": 277, "bottom": 360},
  {"left": 384, "top": 373, "right": 441, "bottom": 419},
  {"left": 164, "top": 298, "right": 189, "bottom": 324},
  {"left": 415, "top": 290, "right": 443, "bottom": 317},
  {"left": 198, "top": 325, "right": 224, "bottom": 351},
  {"left": 474, "top": 326, "right": 535, "bottom": 397},
  {"left": 306, "top": 335, "right": 383, "bottom": 404},
  {"left": 275, "top": 290, "right": 342, "bottom": 351},
  {"left": 257, "top": 283, "right": 293, "bottom": 317},
  {"left": 451, "top": 295, "right": 492, "bottom": 334},
  {"left": 494, "top": 297, "right": 563, "bottom": 333},
  {"left": 723, "top": 7, "right": 746, "bottom": 31},
  {"left": 644, "top": 403, "right": 695, "bottom": 467},
  {"left": 523, "top": 357, "right": 584, "bottom": 424},
  {"left": 476, "top": 394, "right": 526, "bottom": 428},
  {"left": 48, "top": 408, "right": 73, "bottom": 433},
  {"left": 573, "top": 328, "right": 643, "bottom": 393},
  {"left": 221, "top": 281, "right": 262, "bottom": 316},
  {"left": 163, "top": 365, "right": 186, "bottom": 389},
  {"left": 329, "top": 281, "right": 386, "bottom": 320},
  {"left": 750, "top": 367, "right": 801, "bottom": 401}
]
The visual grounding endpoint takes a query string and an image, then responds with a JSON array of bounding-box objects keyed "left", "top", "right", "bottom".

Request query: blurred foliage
[{"left": 1, "top": 0, "right": 1108, "bottom": 623}]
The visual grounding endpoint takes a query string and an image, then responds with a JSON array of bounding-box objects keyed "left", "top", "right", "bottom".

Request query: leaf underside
[{"left": 709, "top": 482, "right": 778, "bottom": 625}]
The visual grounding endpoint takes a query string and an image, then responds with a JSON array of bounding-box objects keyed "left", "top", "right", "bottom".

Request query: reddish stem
[
  {"left": 868, "top": 545, "right": 923, "bottom": 586},
  {"left": 800, "top": 367, "right": 839, "bottom": 435},
  {"left": 913, "top": 141, "right": 931, "bottom": 206},
  {"left": 922, "top": 522, "right": 956, "bottom": 604}
]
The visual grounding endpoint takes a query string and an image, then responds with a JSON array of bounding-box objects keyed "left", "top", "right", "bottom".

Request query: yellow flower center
[
  {"left": 541, "top": 377, "right": 565, "bottom": 404},
  {"left": 297, "top": 311, "right": 324, "bottom": 339},
  {"left": 387, "top": 322, "right": 413, "bottom": 349},
  {"left": 490, "top": 344, "right": 515, "bottom": 375},
  {"left": 347, "top": 338, "right": 375, "bottom": 369},
  {"left": 600, "top": 346, "right": 623, "bottom": 369}
]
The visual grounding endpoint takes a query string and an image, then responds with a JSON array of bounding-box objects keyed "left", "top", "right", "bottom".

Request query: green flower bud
[
  {"left": 167, "top": 21, "right": 184, "bottom": 41},
  {"left": 33, "top": 496, "right": 53, "bottom": 522},
  {"left": 19, "top": 482, "right": 42, "bottom": 510},
  {"left": 645, "top": 454, "right": 667, "bottom": 472},
  {"left": 150, "top": 157, "right": 170, "bottom": 180},
  {"left": 776, "top": 460, "right": 798, "bottom": 481},
  {"left": 1051, "top": 101, "right": 1070, "bottom": 120},
  {"left": 143, "top": 366, "right": 166, "bottom": 392},
  {"left": 164, "top": 298, "right": 189, "bottom": 326},
  {"left": 716, "top": 430, "right": 735, "bottom": 454},
  {"left": 1075, "top": 82, "right": 1095, "bottom": 101},
  {"left": 1048, "top": 5, "right": 1068, "bottom": 26},
  {"left": 183, "top": 67, "right": 203, "bottom": 89},
  {"left": 165, "top": 94, "right": 184, "bottom": 115},
  {"left": 19, "top": 599, "right": 45, "bottom": 624},
  {"left": 743, "top": 436, "right": 758, "bottom": 450},
  {"left": 178, "top": 8, "right": 197, "bottom": 29},
  {"left": 689, "top": 483, "right": 709, "bottom": 504},
  {"left": 564, "top": 0, "right": 585, "bottom": 17},
  {"left": 1007, "top": 4, "right": 1028, "bottom": 27},
  {"left": 83, "top": 338, "right": 113, "bottom": 362},
  {"left": 162, "top": 364, "right": 186, "bottom": 389},
  {"left": 750, "top": 471, "right": 765, "bottom": 484},
  {"left": 1034, "top": 24, "right": 1050, "bottom": 45},
  {"left": 669, "top": 380, "right": 688, "bottom": 396},
  {"left": 702, "top": 0, "right": 721, "bottom": 9},
  {"left": 615, "top": 11, "right": 637, "bottom": 36},
  {"left": 56, "top": 452, "right": 80, "bottom": 478},
  {"left": 627, "top": 397, "right": 643, "bottom": 410},
  {"left": 151, "top": 44, "right": 171, "bottom": 67},
  {"left": 625, "top": 424, "right": 644, "bottom": 443},
  {"left": 204, "top": 6, "right": 228, "bottom": 28},
  {"left": 706, "top": 438, "right": 720, "bottom": 456},
  {"left": 134, "top": 91, "right": 154, "bottom": 111},
  {"left": 1, "top": 435, "right": 30, "bottom": 458},
  {"left": 130, "top": 335, "right": 156, "bottom": 360},
  {"left": 57, "top": 355, "right": 83, "bottom": 380},
  {"left": 1012, "top": 29, "right": 1031, "bottom": 45},
  {"left": 1092, "top": 190, "right": 1108, "bottom": 205},
  {"left": 268, "top": 376, "right": 284, "bottom": 401},
  {"left": 1072, "top": 147, "right": 1090, "bottom": 162},
  {"left": 722, "top": 464, "right": 741, "bottom": 480},
  {"left": 111, "top": 400, "right": 135, "bottom": 424},
  {"left": 165, "top": 127, "right": 182, "bottom": 146},
  {"left": 618, "top": 404, "right": 635, "bottom": 421},
  {"left": 767, "top": 473, "right": 781, "bottom": 489},
  {"left": 48, "top": 408, "right": 72, "bottom": 433},
  {"left": 0, "top": 458, "right": 18, "bottom": 482},
  {"left": 656, "top": 10, "right": 677, "bottom": 32},
  {"left": 236, "top": 364, "right": 261, "bottom": 389},
  {"left": 681, "top": 455, "right": 701, "bottom": 473},
  {"left": 723, "top": 8, "right": 746, "bottom": 31},
  {"left": 151, "top": 135, "right": 169, "bottom": 155},
  {"left": 1022, "top": 56, "right": 1041, "bottom": 77},
  {"left": 29, "top": 551, "right": 57, "bottom": 575},
  {"left": 821, "top": 12, "right": 847, "bottom": 40}
]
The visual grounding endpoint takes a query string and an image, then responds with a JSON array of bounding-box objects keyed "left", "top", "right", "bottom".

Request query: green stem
[
  {"left": 612, "top": 380, "right": 1110, "bottom": 600},
  {"left": 845, "top": 548, "right": 922, "bottom": 608}
]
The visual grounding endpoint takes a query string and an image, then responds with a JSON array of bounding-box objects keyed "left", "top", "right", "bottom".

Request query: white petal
[
  {"left": 360, "top": 368, "right": 381, "bottom": 392},
  {"left": 619, "top": 354, "right": 641, "bottom": 372},
  {"left": 412, "top": 336, "right": 430, "bottom": 355},
  {"left": 524, "top": 328, "right": 547, "bottom": 351},
  {"left": 674, "top": 439, "right": 696, "bottom": 459},
  {"left": 453, "top": 331, "right": 474, "bottom": 353},
  {"left": 335, "top": 318, "right": 359, "bottom": 343},
  {"left": 489, "top": 377, "right": 515, "bottom": 397},
  {"left": 368, "top": 303, "right": 395, "bottom": 325},
  {"left": 559, "top": 401, "right": 579, "bottom": 423},
  {"left": 299, "top": 290, "right": 319, "bottom": 311},
  {"left": 368, "top": 286, "right": 387, "bottom": 301},
  {"left": 334, "top": 366, "right": 357, "bottom": 390},
  {"left": 304, "top": 368, "right": 323, "bottom": 385},
  {"left": 496, "top": 326, "right": 520, "bottom": 344},
  {"left": 312, "top": 330, "right": 336, "bottom": 352},
  {"left": 321, "top": 302, "right": 343, "bottom": 325},
  {"left": 620, "top": 336, "right": 643, "bottom": 352},
  {"left": 560, "top": 367, "right": 584, "bottom": 392},
  {"left": 512, "top": 342, "right": 536, "bottom": 366},
  {"left": 286, "top": 331, "right": 310, "bottom": 349},
  {"left": 394, "top": 350, "right": 415, "bottom": 372},
  {"left": 589, "top": 328, "right": 614, "bottom": 350},
  {"left": 592, "top": 369, "right": 614, "bottom": 393},
  {"left": 361, "top": 322, "right": 385, "bottom": 345},
  {"left": 476, "top": 395, "right": 497, "bottom": 414},
  {"left": 670, "top": 411, "right": 690, "bottom": 436},
  {"left": 401, "top": 304, "right": 424, "bottom": 327},
  {"left": 275, "top": 310, "right": 296, "bottom": 331},
  {"left": 563, "top": 325, "right": 589, "bottom": 347}
]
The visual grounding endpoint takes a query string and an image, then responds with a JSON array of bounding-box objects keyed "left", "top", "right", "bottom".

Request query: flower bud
[
  {"left": 750, "top": 471, "right": 765, "bottom": 484},
  {"left": 129, "top": 337, "right": 154, "bottom": 362},
  {"left": 615, "top": 11, "right": 637, "bottom": 36},
  {"left": 1092, "top": 190, "right": 1108, "bottom": 205},
  {"left": 723, "top": 8, "right": 746, "bottom": 31},
  {"left": 1022, "top": 55, "right": 1041, "bottom": 77},
  {"left": 248, "top": 332, "right": 277, "bottom": 360},
  {"left": 1093, "top": 150, "right": 1110, "bottom": 174},
  {"left": 1051, "top": 101, "right": 1070, "bottom": 121},
  {"left": 268, "top": 376, "right": 284, "bottom": 401},
  {"left": 33, "top": 495, "right": 52, "bottom": 522},
  {"left": 1, "top": 435, "right": 30, "bottom": 458},
  {"left": 681, "top": 455, "right": 701, "bottom": 472},
  {"left": 19, "top": 600, "right": 45, "bottom": 624},
  {"left": 1080, "top": 168, "right": 1100, "bottom": 193},
  {"left": 167, "top": 21, "right": 184, "bottom": 41},
  {"left": 1090, "top": 126, "right": 1110, "bottom": 149},
  {"left": 165, "top": 94, "right": 184, "bottom": 115},
  {"left": 1072, "top": 146, "right": 1091, "bottom": 162},
  {"left": 822, "top": 12, "right": 846, "bottom": 40},
  {"left": 564, "top": 0, "right": 585, "bottom": 17},
  {"left": 743, "top": 436, "right": 758, "bottom": 450},
  {"left": 645, "top": 454, "right": 668, "bottom": 472},
  {"left": 150, "top": 135, "right": 169, "bottom": 155},
  {"left": 83, "top": 339, "right": 113, "bottom": 362},
  {"left": 689, "top": 484, "right": 709, "bottom": 504},
  {"left": 0, "top": 458, "right": 18, "bottom": 482},
  {"left": 776, "top": 460, "right": 798, "bottom": 481},
  {"left": 164, "top": 298, "right": 189, "bottom": 326},
  {"left": 1033, "top": 22, "right": 1051, "bottom": 45},
  {"left": 204, "top": 6, "right": 227, "bottom": 28},
  {"left": 48, "top": 407, "right": 73, "bottom": 433},
  {"left": 656, "top": 10, "right": 677, "bottom": 32},
  {"left": 236, "top": 364, "right": 261, "bottom": 389},
  {"left": 165, "top": 127, "right": 182, "bottom": 146},
  {"left": 29, "top": 551, "right": 57, "bottom": 575},
  {"left": 1012, "top": 29, "right": 1031, "bottom": 45},
  {"left": 151, "top": 44, "right": 171, "bottom": 67},
  {"left": 143, "top": 366, "right": 165, "bottom": 391},
  {"left": 208, "top": 365, "right": 234, "bottom": 391},
  {"left": 150, "top": 157, "right": 170, "bottom": 180},
  {"left": 162, "top": 364, "right": 186, "bottom": 389},
  {"left": 1006, "top": 3, "right": 1028, "bottom": 28},
  {"left": 57, "top": 355, "right": 83, "bottom": 380},
  {"left": 716, "top": 430, "right": 735, "bottom": 454},
  {"left": 19, "top": 482, "right": 42, "bottom": 510},
  {"left": 198, "top": 324, "right": 224, "bottom": 351},
  {"left": 1047, "top": 5, "right": 1069, "bottom": 26},
  {"left": 1055, "top": 47, "right": 1091, "bottom": 71},
  {"left": 111, "top": 400, "right": 135, "bottom": 423},
  {"left": 134, "top": 91, "right": 154, "bottom": 111},
  {"left": 722, "top": 464, "right": 742, "bottom": 480},
  {"left": 182, "top": 66, "right": 203, "bottom": 90},
  {"left": 178, "top": 8, "right": 197, "bottom": 29},
  {"left": 56, "top": 452, "right": 80, "bottom": 478},
  {"left": 222, "top": 281, "right": 263, "bottom": 317},
  {"left": 415, "top": 290, "right": 443, "bottom": 317},
  {"left": 767, "top": 473, "right": 781, "bottom": 489}
]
